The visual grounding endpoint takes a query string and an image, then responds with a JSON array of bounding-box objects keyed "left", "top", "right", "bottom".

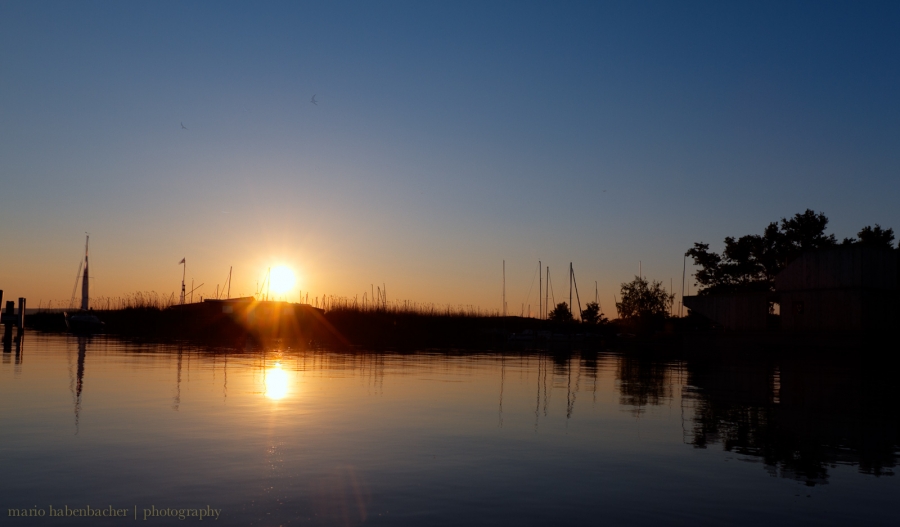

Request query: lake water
[{"left": 2, "top": 333, "right": 898, "bottom": 526}]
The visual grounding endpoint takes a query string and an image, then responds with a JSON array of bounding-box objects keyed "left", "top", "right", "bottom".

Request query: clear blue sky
[{"left": 2, "top": 1, "right": 898, "bottom": 314}]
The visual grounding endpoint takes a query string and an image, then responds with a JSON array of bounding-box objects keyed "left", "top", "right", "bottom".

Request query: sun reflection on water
[{"left": 265, "top": 362, "right": 290, "bottom": 400}]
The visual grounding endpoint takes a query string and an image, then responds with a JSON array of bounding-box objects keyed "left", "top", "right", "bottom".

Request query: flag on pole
[{"left": 179, "top": 258, "right": 185, "bottom": 264}]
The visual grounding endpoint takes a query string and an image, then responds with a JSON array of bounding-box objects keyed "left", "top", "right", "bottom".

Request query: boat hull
[{"left": 65, "top": 312, "right": 105, "bottom": 333}]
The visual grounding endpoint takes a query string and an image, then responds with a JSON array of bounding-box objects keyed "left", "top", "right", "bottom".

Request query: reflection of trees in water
[
  {"left": 680, "top": 353, "right": 900, "bottom": 486},
  {"left": 612, "top": 348, "right": 900, "bottom": 485},
  {"left": 616, "top": 354, "right": 676, "bottom": 416}
]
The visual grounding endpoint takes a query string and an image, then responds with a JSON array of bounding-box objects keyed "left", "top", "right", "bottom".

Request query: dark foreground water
[{"left": 1, "top": 333, "right": 898, "bottom": 526}]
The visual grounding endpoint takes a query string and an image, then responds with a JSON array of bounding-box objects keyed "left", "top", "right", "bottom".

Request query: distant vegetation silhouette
[
  {"left": 580, "top": 301, "right": 604, "bottom": 325},
  {"left": 616, "top": 276, "right": 674, "bottom": 319},
  {"left": 549, "top": 302, "right": 573, "bottom": 322},
  {"left": 614, "top": 276, "right": 675, "bottom": 333},
  {"left": 685, "top": 209, "right": 896, "bottom": 296}
]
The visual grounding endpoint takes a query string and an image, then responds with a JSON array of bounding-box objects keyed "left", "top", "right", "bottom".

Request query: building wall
[
  {"left": 774, "top": 246, "right": 898, "bottom": 331},
  {"left": 774, "top": 246, "right": 897, "bottom": 291},
  {"left": 779, "top": 289, "right": 899, "bottom": 331},
  {"left": 683, "top": 293, "right": 769, "bottom": 331}
]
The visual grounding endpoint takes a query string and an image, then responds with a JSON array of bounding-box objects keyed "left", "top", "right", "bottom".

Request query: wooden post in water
[{"left": 18, "top": 298, "right": 26, "bottom": 330}]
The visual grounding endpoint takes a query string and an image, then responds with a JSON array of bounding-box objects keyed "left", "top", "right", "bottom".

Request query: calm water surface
[{"left": 1, "top": 333, "right": 898, "bottom": 526}]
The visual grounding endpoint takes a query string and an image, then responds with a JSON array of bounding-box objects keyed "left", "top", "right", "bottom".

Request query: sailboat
[{"left": 64, "top": 235, "right": 104, "bottom": 332}]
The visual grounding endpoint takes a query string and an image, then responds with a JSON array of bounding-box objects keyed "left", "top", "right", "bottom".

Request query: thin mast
[
  {"left": 571, "top": 263, "right": 583, "bottom": 320},
  {"left": 227, "top": 266, "right": 232, "bottom": 299},
  {"left": 538, "top": 261, "right": 542, "bottom": 320},
  {"left": 502, "top": 260, "right": 506, "bottom": 317},
  {"left": 180, "top": 258, "right": 186, "bottom": 305},
  {"left": 681, "top": 255, "right": 686, "bottom": 317},
  {"left": 81, "top": 235, "right": 90, "bottom": 311},
  {"left": 545, "top": 266, "right": 549, "bottom": 317}
]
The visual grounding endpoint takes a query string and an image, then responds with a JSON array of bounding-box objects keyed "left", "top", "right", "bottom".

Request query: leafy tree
[
  {"left": 842, "top": 224, "right": 895, "bottom": 248},
  {"left": 779, "top": 209, "right": 837, "bottom": 251},
  {"left": 686, "top": 210, "right": 838, "bottom": 295},
  {"left": 616, "top": 276, "right": 673, "bottom": 319},
  {"left": 581, "top": 301, "right": 604, "bottom": 324},
  {"left": 549, "top": 302, "right": 573, "bottom": 322}
]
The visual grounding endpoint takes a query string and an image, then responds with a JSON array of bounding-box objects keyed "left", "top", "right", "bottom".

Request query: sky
[{"left": 1, "top": 1, "right": 899, "bottom": 315}]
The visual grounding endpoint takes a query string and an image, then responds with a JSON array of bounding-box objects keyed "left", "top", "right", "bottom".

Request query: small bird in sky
[
  {"left": 181, "top": 122, "right": 188, "bottom": 129},
  {"left": 310, "top": 95, "right": 318, "bottom": 105}
]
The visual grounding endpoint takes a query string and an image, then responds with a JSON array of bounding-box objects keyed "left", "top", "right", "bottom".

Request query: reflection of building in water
[{"left": 680, "top": 353, "right": 900, "bottom": 486}]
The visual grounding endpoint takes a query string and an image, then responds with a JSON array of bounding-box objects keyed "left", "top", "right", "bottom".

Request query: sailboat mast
[
  {"left": 81, "top": 235, "right": 90, "bottom": 311},
  {"left": 502, "top": 260, "right": 506, "bottom": 317},
  {"left": 545, "top": 266, "right": 549, "bottom": 318},
  {"left": 178, "top": 258, "right": 186, "bottom": 304}
]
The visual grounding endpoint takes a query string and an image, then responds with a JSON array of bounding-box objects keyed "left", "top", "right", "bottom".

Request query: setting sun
[{"left": 269, "top": 266, "right": 296, "bottom": 295}]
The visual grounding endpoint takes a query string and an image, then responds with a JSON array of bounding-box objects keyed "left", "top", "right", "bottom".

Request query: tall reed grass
[
  {"left": 40, "top": 291, "right": 179, "bottom": 311},
  {"left": 315, "top": 294, "right": 500, "bottom": 318},
  {"left": 43, "top": 291, "right": 500, "bottom": 318}
]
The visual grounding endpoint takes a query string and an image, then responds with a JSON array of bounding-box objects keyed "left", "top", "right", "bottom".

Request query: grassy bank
[{"left": 25, "top": 301, "right": 616, "bottom": 350}]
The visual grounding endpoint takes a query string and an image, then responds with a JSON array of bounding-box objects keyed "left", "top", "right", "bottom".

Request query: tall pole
[
  {"left": 81, "top": 235, "right": 90, "bottom": 311},
  {"left": 569, "top": 262, "right": 572, "bottom": 310},
  {"left": 227, "top": 266, "right": 232, "bottom": 299},
  {"left": 502, "top": 260, "right": 506, "bottom": 316},
  {"left": 538, "top": 261, "right": 542, "bottom": 321},
  {"left": 545, "top": 266, "right": 549, "bottom": 318},
  {"left": 180, "top": 258, "right": 186, "bottom": 305},
  {"left": 681, "top": 255, "right": 686, "bottom": 317},
  {"left": 571, "top": 264, "right": 583, "bottom": 320}
]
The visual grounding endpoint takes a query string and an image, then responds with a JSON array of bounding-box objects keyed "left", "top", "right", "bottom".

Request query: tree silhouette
[
  {"left": 549, "top": 302, "right": 574, "bottom": 322},
  {"left": 616, "top": 276, "right": 673, "bottom": 319},
  {"left": 686, "top": 210, "right": 840, "bottom": 295},
  {"left": 581, "top": 301, "right": 603, "bottom": 325},
  {"left": 843, "top": 224, "right": 895, "bottom": 248}
]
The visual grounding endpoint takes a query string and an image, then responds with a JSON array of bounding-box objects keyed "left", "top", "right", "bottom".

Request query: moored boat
[
  {"left": 64, "top": 311, "right": 104, "bottom": 332},
  {"left": 65, "top": 235, "right": 104, "bottom": 333}
]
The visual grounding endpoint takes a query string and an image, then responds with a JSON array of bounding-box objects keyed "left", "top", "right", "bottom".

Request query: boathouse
[{"left": 683, "top": 245, "right": 899, "bottom": 331}]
